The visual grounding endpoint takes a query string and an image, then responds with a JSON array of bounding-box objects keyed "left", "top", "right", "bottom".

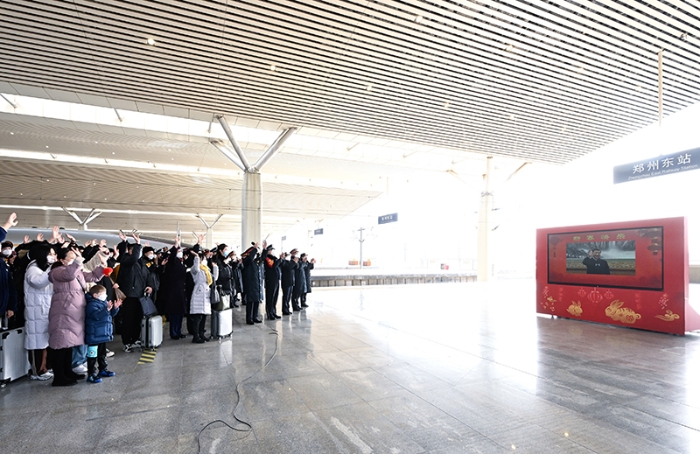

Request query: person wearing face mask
[
  {"left": 140, "top": 246, "right": 161, "bottom": 303},
  {"left": 84, "top": 284, "right": 121, "bottom": 383},
  {"left": 163, "top": 236, "right": 188, "bottom": 340},
  {"left": 23, "top": 244, "right": 57, "bottom": 380},
  {"left": 0, "top": 213, "right": 19, "bottom": 325},
  {"left": 47, "top": 247, "right": 107, "bottom": 386},
  {"left": 189, "top": 250, "right": 218, "bottom": 343}
]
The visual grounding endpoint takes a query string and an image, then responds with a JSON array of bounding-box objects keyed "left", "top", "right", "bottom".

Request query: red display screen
[{"left": 548, "top": 227, "right": 663, "bottom": 290}]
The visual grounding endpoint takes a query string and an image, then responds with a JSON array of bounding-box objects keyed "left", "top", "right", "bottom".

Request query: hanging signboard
[
  {"left": 314, "top": 228, "right": 323, "bottom": 235},
  {"left": 613, "top": 147, "right": 700, "bottom": 184},
  {"left": 378, "top": 213, "right": 398, "bottom": 224}
]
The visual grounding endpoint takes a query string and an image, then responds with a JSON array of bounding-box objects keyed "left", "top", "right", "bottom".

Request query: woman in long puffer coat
[
  {"left": 24, "top": 244, "right": 58, "bottom": 380},
  {"left": 189, "top": 252, "right": 218, "bottom": 343},
  {"left": 47, "top": 246, "right": 106, "bottom": 387}
]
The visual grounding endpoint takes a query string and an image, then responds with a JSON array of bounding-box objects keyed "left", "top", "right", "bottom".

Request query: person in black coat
[
  {"left": 162, "top": 237, "right": 188, "bottom": 339},
  {"left": 292, "top": 255, "right": 307, "bottom": 311},
  {"left": 263, "top": 245, "right": 282, "bottom": 320},
  {"left": 213, "top": 244, "right": 234, "bottom": 298},
  {"left": 241, "top": 241, "right": 266, "bottom": 325},
  {"left": 0, "top": 213, "right": 18, "bottom": 323},
  {"left": 279, "top": 252, "right": 298, "bottom": 315},
  {"left": 230, "top": 253, "right": 243, "bottom": 307},
  {"left": 300, "top": 254, "right": 315, "bottom": 308},
  {"left": 115, "top": 232, "right": 151, "bottom": 351}
]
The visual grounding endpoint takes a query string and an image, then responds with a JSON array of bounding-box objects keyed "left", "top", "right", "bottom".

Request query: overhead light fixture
[
  {"left": 505, "top": 44, "right": 514, "bottom": 52},
  {"left": 45, "top": 145, "right": 49, "bottom": 148},
  {"left": 270, "top": 64, "right": 277, "bottom": 71},
  {"left": 635, "top": 84, "right": 643, "bottom": 92},
  {"left": 443, "top": 101, "right": 450, "bottom": 109},
  {"left": 9, "top": 132, "right": 14, "bottom": 135},
  {"left": 509, "top": 114, "right": 516, "bottom": 120},
  {"left": 414, "top": 15, "right": 423, "bottom": 23},
  {"left": 576, "top": 65, "right": 584, "bottom": 73},
  {"left": 366, "top": 83, "right": 373, "bottom": 91},
  {"left": 147, "top": 37, "right": 156, "bottom": 46},
  {"left": 561, "top": 126, "right": 567, "bottom": 133}
]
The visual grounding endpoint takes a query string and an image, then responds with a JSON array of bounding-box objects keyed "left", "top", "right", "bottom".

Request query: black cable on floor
[{"left": 196, "top": 327, "right": 280, "bottom": 453}]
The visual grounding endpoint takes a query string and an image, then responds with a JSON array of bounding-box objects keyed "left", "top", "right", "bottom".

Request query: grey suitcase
[
  {"left": 0, "top": 327, "right": 30, "bottom": 387},
  {"left": 211, "top": 308, "right": 233, "bottom": 339},
  {"left": 140, "top": 315, "right": 163, "bottom": 350}
]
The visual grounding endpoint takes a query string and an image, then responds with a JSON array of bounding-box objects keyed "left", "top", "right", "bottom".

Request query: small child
[{"left": 84, "top": 285, "right": 121, "bottom": 384}]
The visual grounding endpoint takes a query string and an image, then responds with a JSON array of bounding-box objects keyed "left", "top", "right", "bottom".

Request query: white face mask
[
  {"left": 201, "top": 259, "right": 207, "bottom": 266},
  {"left": 47, "top": 256, "right": 56, "bottom": 264},
  {"left": 64, "top": 259, "right": 74, "bottom": 266},
  {"left": 176, "top": 251, "right": 183, "bottom": 259},
  {"left": 96, "top": 293, "right": 107, "bottom": 301},
  {"left": 1, "top": 248, "right": 11, "bottom": 257},
  {"left": 146, "top": 254, "right": 155, "bottom": 260}
]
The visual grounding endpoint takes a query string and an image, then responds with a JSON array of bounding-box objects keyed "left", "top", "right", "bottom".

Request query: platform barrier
[{"left": 310, "top": 273, "right": 476, "bottom": 287}]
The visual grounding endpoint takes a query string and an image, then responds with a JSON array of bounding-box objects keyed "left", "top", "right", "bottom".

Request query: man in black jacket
[
  {"left": 241, "top": 241, "right": 267, "bottom": 325},
  {"left": 116, "top": 232, "right": 152, "bottom": 352},
  {"left": 279, "top": 252, "right": 297, "bottom": 316},
  {"left": 264, "top": 245, "right": 282, "bottom": 320},
  {"left": 292, "top": 255, "right": 307, "bottom": 311},
  {"left": 300, "top": 254, "right": 315, "bottom": 308}
]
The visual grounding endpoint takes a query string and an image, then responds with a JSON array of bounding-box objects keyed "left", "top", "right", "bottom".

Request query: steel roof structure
[{"left": 0, "top": 0, "right": 699, "bottom": 242}]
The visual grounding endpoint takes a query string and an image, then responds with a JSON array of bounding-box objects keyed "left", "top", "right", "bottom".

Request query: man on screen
[{"left": 582, "top": 249, "right": 610, "bottom": 275}]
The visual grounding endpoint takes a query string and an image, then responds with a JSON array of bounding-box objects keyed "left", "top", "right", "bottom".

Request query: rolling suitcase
[
  {"left": 211, "top": 308, "right": 233, "bottom": 339},
  {"left": 0, "top": 327, "right": 30, "bottom": 387},
  {"left": 140, "top": 315, "right": 163, "bottom": 350}
]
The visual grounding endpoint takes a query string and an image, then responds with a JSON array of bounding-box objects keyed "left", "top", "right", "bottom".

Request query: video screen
[
  {"left": 565, "top": 241, "right": 636, "bottom": 275},
  {"left": 548, "top": 227, "right": 663, "bottom": 290}
]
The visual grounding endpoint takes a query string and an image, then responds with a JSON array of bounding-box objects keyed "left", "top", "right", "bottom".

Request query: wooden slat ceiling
[{"left": 2, "top": 0, "right": 699, "bottom": 165}]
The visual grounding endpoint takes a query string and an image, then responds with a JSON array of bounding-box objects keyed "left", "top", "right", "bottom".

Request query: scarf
[{"left": 200, "top": 263, "right": 213, "bottom": 286}]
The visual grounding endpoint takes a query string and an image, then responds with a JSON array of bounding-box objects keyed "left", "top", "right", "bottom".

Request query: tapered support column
[
  {"left": 197, "top": 214, "right": 223, "bottom": 249},
  {"left": 477, "top": 157, "right": 493, "bottom": 282},
  {"left": 242, "top": 172, "right": 262, "bottom": 248}
]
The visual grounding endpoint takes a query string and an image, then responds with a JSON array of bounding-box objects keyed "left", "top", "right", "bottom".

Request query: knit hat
[{"left": 142, "top": 246, "right": 155, "bottom": 255}]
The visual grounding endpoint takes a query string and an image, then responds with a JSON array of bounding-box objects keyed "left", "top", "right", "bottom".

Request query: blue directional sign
[
  {"left": 378, "top": 213, "right": 398, "bottom": 225},
  {"left": 314, "top": 228, "right": 323, "bottom": 235},
  {"left": 613, "top": 147, "right": 700, "bottom": 184}
]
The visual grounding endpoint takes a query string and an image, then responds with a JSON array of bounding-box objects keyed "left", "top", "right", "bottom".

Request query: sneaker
[
  {"left": 123, "top": 344, "right": 135, "bottom": 353},
  {"left": 30, "top": 373, "right": 52, "bottom": 381},
  {"left": 106, "top": 349, "right": 115, "bottom": 358},
  {"left": 133, "top": 340, "right": 143, "bottom": 347},
  {"left": 72, "top": 364, "right": 88, "bottom": 374},
  {"left": 98, "top": 370, "right": 115, "bottom": 378},
  {"left": 86, "top": 375, "right": 102, "bottom": 384}
]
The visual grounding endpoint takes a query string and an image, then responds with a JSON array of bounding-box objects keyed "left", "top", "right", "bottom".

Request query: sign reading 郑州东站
[{"left": 613, "top": 147, "right": 700, "bottom": 184}]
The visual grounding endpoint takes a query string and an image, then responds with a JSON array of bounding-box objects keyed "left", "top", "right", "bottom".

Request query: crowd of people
[{"left": 0, "top": 212, "right": 315, "bottom": 387}]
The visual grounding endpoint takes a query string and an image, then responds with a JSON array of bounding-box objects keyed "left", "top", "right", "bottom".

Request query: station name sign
[
  {"left": 378, "top": 213, "right": 398, "bottom": 225},
  {"left": 314, "top": 228, "right": 323, "bottom": 235},
  {"left": 613, "top": 147, "right": 700, "bottom": 184}
]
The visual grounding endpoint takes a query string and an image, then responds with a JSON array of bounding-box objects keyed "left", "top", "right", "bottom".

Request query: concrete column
[
  {"left": 242, "top": 171, "right": 262, "bottom": 247},
  {"left": 477, "top": 156, "right": 493, "bottom": 282}
]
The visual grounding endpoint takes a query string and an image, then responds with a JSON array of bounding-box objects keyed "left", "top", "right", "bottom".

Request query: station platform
[{"left": 1, "top": 280, "right": 699, "bottom": 453}]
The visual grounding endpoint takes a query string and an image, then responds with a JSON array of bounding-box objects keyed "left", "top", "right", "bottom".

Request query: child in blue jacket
[{"left": 85, "top": 285, "right": 122, "bottom": 383}]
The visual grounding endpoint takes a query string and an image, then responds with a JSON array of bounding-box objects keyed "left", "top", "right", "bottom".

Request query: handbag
[
  {"left": 211, "top": 285, "right": 223, "bottom": 311},
  {"left": 139, "top": 291, "right": 158, "bottom": 317}
]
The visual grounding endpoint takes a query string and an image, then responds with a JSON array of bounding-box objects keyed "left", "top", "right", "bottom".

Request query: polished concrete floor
[{"left": 2, "top": 280, "right": 700, "bottom": 453}]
